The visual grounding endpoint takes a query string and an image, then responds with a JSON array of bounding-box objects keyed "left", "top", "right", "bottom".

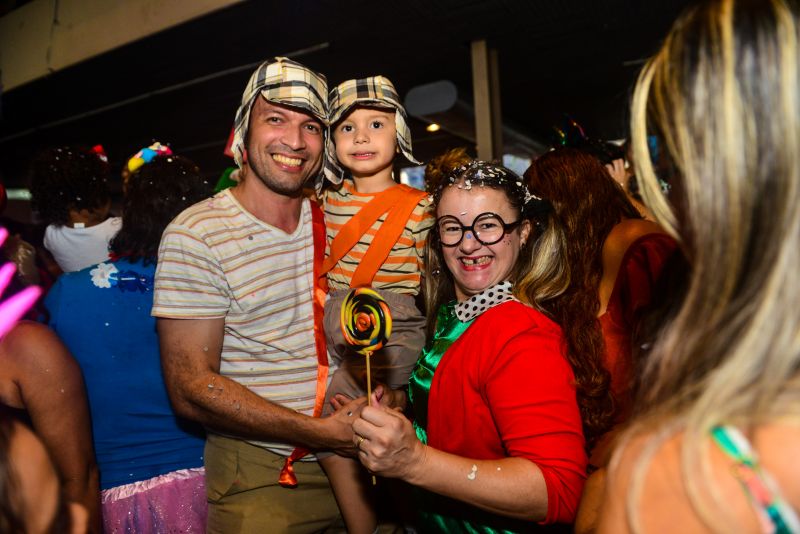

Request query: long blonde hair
[{"left": 622, "top": 0, "right": 800, "bottom": 530}]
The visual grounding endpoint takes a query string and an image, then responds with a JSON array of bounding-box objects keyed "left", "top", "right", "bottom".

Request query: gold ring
[{"left": 357, "top": 435, "right": 365, "bottom": 447}]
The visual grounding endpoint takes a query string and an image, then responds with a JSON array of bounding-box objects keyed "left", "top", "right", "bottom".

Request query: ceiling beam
[
  {"left": 0, "top": 0, "right": 243, "bottom": 91},
  {"left": 471, "top": 39, "right": 503, "bottom": 160}
]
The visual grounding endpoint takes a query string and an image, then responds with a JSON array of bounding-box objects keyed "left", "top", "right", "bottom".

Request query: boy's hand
[
  {"left": 371, "top": 384, "right": 407, "bottom": 411},
  {"left": 330, "top": 393, "right": 353, "bottom": 413},
  {"left": 330, "top": 383, "right": 407, "bottom": 412}
]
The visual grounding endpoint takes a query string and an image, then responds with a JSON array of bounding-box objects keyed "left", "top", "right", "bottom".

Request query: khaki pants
[{"left": 205, "top": 434, "right": 345, "bottom": 534}]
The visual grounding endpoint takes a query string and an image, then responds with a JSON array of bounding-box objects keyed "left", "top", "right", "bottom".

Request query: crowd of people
[{"left": 1, "top": 0, "right": 799, "bottom": 532}]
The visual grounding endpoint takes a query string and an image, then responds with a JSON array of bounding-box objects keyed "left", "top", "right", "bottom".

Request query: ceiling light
[{"left": 426, "top": 123, "right": 441, "bottom": 132}]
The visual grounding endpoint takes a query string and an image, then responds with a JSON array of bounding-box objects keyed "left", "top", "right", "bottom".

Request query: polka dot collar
[{"left": 455, "top": 281, "right": 515, "bottom": 322}]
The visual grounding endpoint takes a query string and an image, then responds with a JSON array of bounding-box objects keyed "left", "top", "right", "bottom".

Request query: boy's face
[{"left": 333, "top": 106, "right": 397, "bottom": 179}]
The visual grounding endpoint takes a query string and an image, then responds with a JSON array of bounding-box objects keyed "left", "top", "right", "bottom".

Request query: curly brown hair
[
  {"left": 424, "top": 147, "right": 472, "bottom": 194},
  {"left": 522, "top": 147, "right": 641, "bottom": 446},
  {"left": 29, "top": 146, "right": 111, "bottom": 226}
]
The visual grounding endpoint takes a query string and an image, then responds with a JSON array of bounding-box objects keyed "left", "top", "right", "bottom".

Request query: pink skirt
[{"left": 101, "top": 467, "right": 207, "bottom": 533}]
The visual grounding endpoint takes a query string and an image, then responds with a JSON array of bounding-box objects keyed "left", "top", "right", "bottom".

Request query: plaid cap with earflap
[
  {"left": 323, "top": 76, "right": 421, "bottom": 190},
  {"left": 231, "top": 57, "right": 329, "bottom": 173}
]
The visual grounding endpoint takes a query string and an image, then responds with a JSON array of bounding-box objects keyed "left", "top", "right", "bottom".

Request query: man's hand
[{"left": 321, "top": 396, "right": 368, "bottom": 458}]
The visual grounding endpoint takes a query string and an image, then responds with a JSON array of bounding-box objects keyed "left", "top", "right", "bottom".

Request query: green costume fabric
[{"left": 409, "top": 301, "right": 473, "bottom": 445}]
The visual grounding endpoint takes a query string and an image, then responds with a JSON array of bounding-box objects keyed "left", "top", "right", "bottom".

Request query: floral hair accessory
[
  {"left": 91, "top": 262, "right": 153, "bottom": 293},
  {"left": 126, "top": 142, "right": 173, "bottom": 173}
]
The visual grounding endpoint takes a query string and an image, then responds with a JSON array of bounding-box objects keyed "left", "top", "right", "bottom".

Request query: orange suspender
[
  {"left": 278, "top": 201, "right": 329, "bottom": 488},
  {"left": 321, "top": 184, "right": 427, "bottom": 287}
]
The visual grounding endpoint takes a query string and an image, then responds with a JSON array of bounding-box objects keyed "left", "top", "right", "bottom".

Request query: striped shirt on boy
[{"left": 322, "top": 180, "right": 434, "bottom": 294}]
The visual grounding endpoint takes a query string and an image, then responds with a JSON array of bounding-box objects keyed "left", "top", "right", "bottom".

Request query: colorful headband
[{"left": 127, "top": 142, "right": 173, "bottom": 173}]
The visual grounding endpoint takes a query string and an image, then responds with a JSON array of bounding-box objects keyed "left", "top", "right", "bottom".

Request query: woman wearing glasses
[{"left": 352, "top": 160, "right": 592, "bottom": 532}]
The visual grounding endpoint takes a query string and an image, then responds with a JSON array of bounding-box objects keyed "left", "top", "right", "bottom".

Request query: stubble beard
[{"left": 247, "top": 149, "right": 317, "bottom": 197}]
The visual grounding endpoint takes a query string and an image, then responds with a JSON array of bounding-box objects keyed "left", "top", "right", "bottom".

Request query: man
[{"left": 153, "top": 57, "right": 359, "bottom": 532}]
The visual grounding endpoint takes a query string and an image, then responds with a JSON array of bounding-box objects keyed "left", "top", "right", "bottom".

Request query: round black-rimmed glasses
[{"left": 436, "top": 212, "right": 522, "bottom": 247}]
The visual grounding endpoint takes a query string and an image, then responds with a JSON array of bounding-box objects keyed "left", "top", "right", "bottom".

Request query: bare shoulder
[
  {"left": 604, "top": 219, "right": 667, "bottom": 256},
  {"left": 598, "top": 219, "right": 670, "bottom": 312},
  {"left": 0, "top": 322, "right": 88, "bottom": 429},
  {"left": 599, "top": 424, "right": 799, "bottom": 533},
  {"left": 1, "top": 321, "right": 77, "bottom": 373}
]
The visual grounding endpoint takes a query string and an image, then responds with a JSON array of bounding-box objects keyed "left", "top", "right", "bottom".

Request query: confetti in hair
[{"left": 430, "top": 160, "right": 552, "bottom": 216}]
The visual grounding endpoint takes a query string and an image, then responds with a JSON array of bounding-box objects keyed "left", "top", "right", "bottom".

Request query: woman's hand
[
  {"left": 605, "top": 158, "right": 628, "bottom": 190},
  {"left": 351, "top": 391, "right": 426, "bottom": 481}
]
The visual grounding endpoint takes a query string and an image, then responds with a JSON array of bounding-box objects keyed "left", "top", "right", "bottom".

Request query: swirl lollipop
[
  {"left": 340, "top": 288, "right": 391, "bottom": 484},
  {"left": 340, "top": 288, "right": 392, "bottom": 353}
]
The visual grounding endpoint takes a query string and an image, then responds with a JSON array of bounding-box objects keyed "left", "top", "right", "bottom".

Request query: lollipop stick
[
  {"left": 365, "top": 351, "right": 372, "bottom": 403},
  {"left": 365, "top": 350, "right": 376, "bottom": 485}
]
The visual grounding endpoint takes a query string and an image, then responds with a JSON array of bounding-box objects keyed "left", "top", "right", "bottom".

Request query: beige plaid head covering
[
  {"left": 231, "top": 57, "right": 328, "bottom": 171},
  {"left": 323, "top": 76, "right": 421, "bottom": 187}
]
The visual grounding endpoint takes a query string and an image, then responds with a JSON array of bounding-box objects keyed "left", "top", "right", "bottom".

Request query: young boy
[{"left": 319, "top": 76, "right": 433, "bottom": 533}]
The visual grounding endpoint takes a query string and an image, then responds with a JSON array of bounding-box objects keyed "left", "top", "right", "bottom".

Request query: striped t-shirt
[
  {"left": 322, "top": 180, "right": 434, "bottom": 294},
  {"left": 152, "top": 190, "right": 333, "bottom": 458}
]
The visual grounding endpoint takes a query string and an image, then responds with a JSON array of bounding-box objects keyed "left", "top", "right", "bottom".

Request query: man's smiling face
[{"left": 244, "top": 97, "right": 324, "bottom": 195}]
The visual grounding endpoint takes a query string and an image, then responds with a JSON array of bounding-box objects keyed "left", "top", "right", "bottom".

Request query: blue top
[{"left": 45, "top": 258, "right": 205, "bottom": 490}]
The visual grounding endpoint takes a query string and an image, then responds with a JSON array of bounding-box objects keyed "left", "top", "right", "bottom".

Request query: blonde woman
[{"left": 597, "top": 0, "right": 800, "bottom": 532}]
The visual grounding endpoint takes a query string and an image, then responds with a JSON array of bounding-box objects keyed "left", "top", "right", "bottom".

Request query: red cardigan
[{"left": 426, "top": 301, "right": 587, "bottom": 524}]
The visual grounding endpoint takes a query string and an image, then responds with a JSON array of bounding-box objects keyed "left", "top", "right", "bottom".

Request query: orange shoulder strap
[
  {"left": 279, "top": 200, "right": 329, "bottom": 488},
  {"left": 351, "top": 186, "right": 427, "bottom": 287},
  {"left": 321, "top": 184, "right": 427, "bottom": 287}
]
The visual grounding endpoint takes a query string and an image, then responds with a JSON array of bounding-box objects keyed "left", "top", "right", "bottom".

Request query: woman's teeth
[{"left": 461, "top": 257, "right": 490, "bottom": 265}]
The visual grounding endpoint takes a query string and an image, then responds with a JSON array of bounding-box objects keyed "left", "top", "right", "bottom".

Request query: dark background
[{"left": 0, "top": 0, "right": 694, "bottom": 191}]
